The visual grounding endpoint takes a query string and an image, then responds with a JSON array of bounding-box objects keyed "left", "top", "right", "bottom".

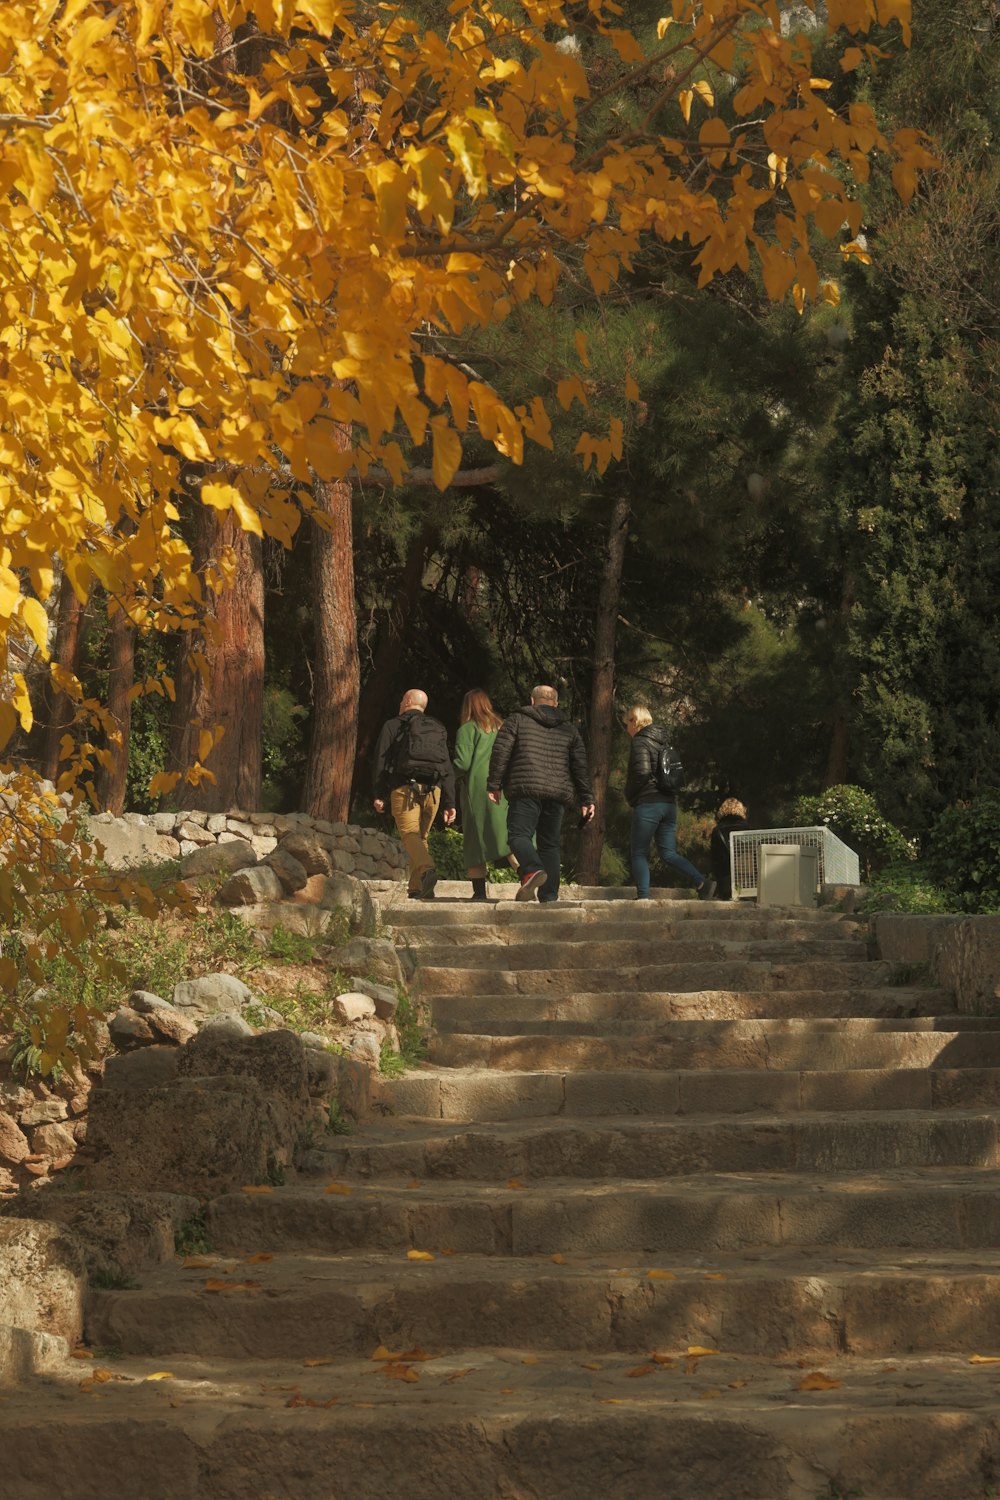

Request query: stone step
[
  {"left": 83, "top": 1247, "right": 1000, "bottom": 1360},
  {"left": 309, "top": 1109, "right": 1000, "bottom": 1176},
  {"left": 381, "top": 1066, "right": 1000, "bottom": 1122},
  {"left": 415, "top": 960, "right": 898, "bottom": 997},
  {"left": 386, "top": 895, "right": 851, "bottom": 924},
  {"left": 428, "top": 1028, "right": 1000, "bottom": 1072},
  {"left": 203, "top": 1170, "right": 1000, "bottom": 1257},
  {"left": 391, "top": 918, "right": 863, "bottom": 947},
  {"left": 4, "top": 1349, "right": 997, "bottom": 1500},
  {"left": 411, "top": 937, "right": 871, "bottom": 968},
  {"left": 427, "top": 986, "right": 943, "bottom": 1024}
]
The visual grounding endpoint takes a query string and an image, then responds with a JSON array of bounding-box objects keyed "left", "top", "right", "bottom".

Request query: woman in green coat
[{"left": 454, "top": 689, "right": 515, "bottom": 900}]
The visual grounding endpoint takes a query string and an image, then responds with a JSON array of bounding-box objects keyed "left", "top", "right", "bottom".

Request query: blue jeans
[
  {"left": 506, "top": 796, "right": 565, "bottom": 901},
  {"left": 631, "top": 798, "right": 705, "bottom": 898}
]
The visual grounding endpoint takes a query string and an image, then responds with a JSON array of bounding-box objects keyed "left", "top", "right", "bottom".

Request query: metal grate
[{"left": 729, "top": 826, "right": 861, "bottom": 897}]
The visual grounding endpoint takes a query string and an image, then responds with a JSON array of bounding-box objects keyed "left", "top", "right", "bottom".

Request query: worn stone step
[
  {"left": 4, "top": 1349, "right": 998, "bottom": 1500},
  {"left": 411, "top": 937, "right": 871, "bottom": 969},
  {"left": 426, "top": 986, "right": 941, "bottom": 1026},
  {"left": 383, "top": 1064, "right": 1000, "bottom": 1120},
  {"left": 428, "top": 1028, "right": 1000, "bottom": 1073},
  {"left": 387, "top": 896, "right": 851, "bottom": 925},
  {"left": 393, "top": 918, "right": 863, "bottom": 948},
  {"left": 83, "top": 1247, "right": 1000, "bottom": 1360},
  {"left": 204, "top": 1170, "right": 1000, "bottom": 1257},
  {"left": 415, "top": 959, "right": 898, "bottom": 997}
]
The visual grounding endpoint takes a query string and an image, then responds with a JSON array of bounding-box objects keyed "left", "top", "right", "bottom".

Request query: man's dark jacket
[
  {"left": 625, "top": 724, "right": 673, "bottom": 806},
  {"left": 487, "top": 704, "right": 593, "bottom": 806},
  {"left": 371, "top": 710, "right": 456, "bottom": 809}
]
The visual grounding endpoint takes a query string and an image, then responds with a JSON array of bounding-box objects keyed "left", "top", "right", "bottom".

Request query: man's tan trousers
[{"left": 390, "top": 783, "right": 441, "bottom": 894}]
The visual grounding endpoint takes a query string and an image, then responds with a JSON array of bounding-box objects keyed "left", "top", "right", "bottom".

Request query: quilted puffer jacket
[
  {"left": 487, "top": 705, "right": 593, "bottom": 806},
  {"left": 625, "top": 723, "right": 672, "bottom": 806}
]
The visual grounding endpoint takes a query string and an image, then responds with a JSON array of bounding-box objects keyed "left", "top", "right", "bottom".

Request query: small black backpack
[
  {"left": 654, "top": 742, "right": 685, "bottom": 795},
  {"left": 391, "top": 714, "right": 450, "bottom": 782}
]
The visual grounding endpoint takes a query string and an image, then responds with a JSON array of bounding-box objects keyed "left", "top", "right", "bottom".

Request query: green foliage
[
  {"left": 266, "top": 926, "right": 318, "bottom": 964},
  {"left": 428, "top": 827, "right": 518, "bottom": 883},
  {"left": 261, "top": 682, "right": 308, "bottom": 811},
  {"left": 327, "top": 1100, "right": 353, "bottom": 1136},
  {"left": 174, "top": 1208, "right": 212, "bottom": 1257},
  {"left": 925, "top": 796, "right": 1000, "bottom": 914},
  {"left": 792, "top": 785, "right": 912, "bottom": 879},
  {"left": 88, "top": 1268, "right": 141, "bottom": 1291},
  {"left": 8, "top": 1017, "right": 64, "bottom": 1083},
  {"left": 379, "top": 990, "right": 428, "bottom": 1075},
  {"left": 859, "top": 863, "right": 953, "bottom": 917}
]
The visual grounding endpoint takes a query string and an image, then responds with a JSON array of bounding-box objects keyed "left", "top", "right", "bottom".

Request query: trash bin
[{"left": 758, "top": 843, "right": 819, "bottom": 907}]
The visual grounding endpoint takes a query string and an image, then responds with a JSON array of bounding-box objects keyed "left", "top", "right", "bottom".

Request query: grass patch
[
  {"left": 174, "top": 1208, "right": 212, "bottom": 1257},
  {"left": 88, "top": 1268, "right": 141, "bottom": 1292}
]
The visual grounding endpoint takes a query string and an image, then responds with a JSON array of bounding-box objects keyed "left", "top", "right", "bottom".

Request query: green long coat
[{"left": 454, "top": 721, "right": 510, "bottom": 867}]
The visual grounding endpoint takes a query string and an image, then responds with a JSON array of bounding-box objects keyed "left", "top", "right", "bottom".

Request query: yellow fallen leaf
[
  {"left": 202, "top": 1278, "right": 262, "bottom": 1294},
  {"left": 241, "top": 1185, "right": 273, "bottom": 1194},
  {"left": 703, "top": 1273, "right": 727, "bottom": 1281},
  {"left": 505, "top": 1179, "right": 524, "bottom": 1189},
  {"left": 324, "top": 1183, "right": 353, "bottom": 1196},
  {"left": 550, "top": 1254, "right": 568, "bottom": 1265},
  {"left": 728, "top": 1379, "right": 747, "bottom": 1389},
  {"left": 687, "top": 1346, "right": 719, "bottom": 1356},
  {"left": 599, "top": 1397, "right": 624, "bottom": 1404},
  {"left": 371, "top": 1345, "right": 398, "bottom": 1361},
  {"left": 521, "top": 1356, "right": 539, "bottom": 1365},
  {"left": 91, "top": 1369, "right": 113, "bottom": 1383},
  {"left": 626, "top": 1363, "right": 656, "bottom": 1378},
  {"left": 970, "top": 1354, "right": 1000, "bottom": 1364},
  {"left": 406, "top": 1179, "right": 422, "bottom": 1188},
  {"left": 581, "top": 1362, "right": 602, "bottom": 1371},
  {"left": 406, "top": 1249, "right": 435, "bottom": 1262},
  {"left": 500, "top": 1386, "right": 515, "bottom": 1393},
  {"left": 647, "top": 1270, "right": 676, "bottom": 1280},
  {"left": 245, "top": 1252, "right": 274, "bottom": 1264},
  {"left": 182, "top": 1256, "right": 216, "bottom": 1269},
  {"left": 145, "top": 1372, "right": 174, "bottom": 1381},
  {"left": 303, "top": 1359, "right": 331, "bottom": 1368},
  {"left": 383, "top": 1363, "right": 419, "bottom": 1382},
  {"left": 70, "top": 1348, "right": 94, "bottom": 1360},
  {"left": 649, "top": 1353, "right": 674, "bottom": 1366},
  {"left": 700, "top": 1387, "right": 722, "bottom": 1400},
  {"left": 797, "top": 1371, "right": 843, "bottom": 1391}
]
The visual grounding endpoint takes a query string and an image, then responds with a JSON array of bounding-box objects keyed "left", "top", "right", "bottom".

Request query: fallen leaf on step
[
  {"left": 581, "top": 1363, "right": 602, "bottom": 1371},
  {"left": 649, "top": 1353, "right": 674, "bottom": 1367},
  {"left": 700, "top": 1388, "right": 722, "bottom": 1400},
  {"left": 703, "top": 1273, "right": 727, "bottom": 1281},
  {"left": 406, "top": 1249, "right": 434, "bottom": 1261},
  {"left": 144, "top": 1372, "right": 174, "bottom": 1382},
  {"left": 372, "top": 1346, "right": 398, "bottom": 1361},
  {"left": 500, "top": 1387, "right": 515, "bottom": 1394},
  {"left": 647, "top": 1270, "right": 676, "bottom": 1280},
  {"left": 91, "top": 1369, "right": 113, "bottom": 1383},
  {"left": 245, "top": 1253, "right": 273, "bottom": 1264},
  {"left": 324, "top": 1183, "right": 353, "bottom": 1196},
  {"left": 728, "top": 1379, "right": 747, "bottom": 1389},
  {"left": 687, "top": 1346, "right": 719, "bottom": 1357},
  {"left": 521, "top": 1356, "right": 540, "bottom": 1365},
  {"left": 598, "top": 1397, "right": 624, "bottom": 1404},
  {"left": 445, "top": 1368, "right": 475, "bottom": 1383},
  {"left": 241, "top": 1185, "right": 273, "bottom": 1194},
  {"left": 406, "top": 1179, "right": 422, "bottom": 1188},
  {"left": 303, "top": 1359, "right": 331, "bottom": 1368},
  {"left": 287, "top": 1392, "right": 339, "bottom": 1407},
  {"left": 382, "top": 1363, "right": 419, "bottom": 1382},
  {"left": 70, "top": 1348, "right": 94, "bottom": 1360},
  {"left": 797, "top": 1371, "right": 843, "bottom": 1391},
  {"left": 505, "top": 1179, "right": 524, "bottom": 1189},
  {"left": 970, "top": 1354, "right": 1000, "bottom": 1364},
  {"left": 550, "top": 1254, "right": 567, "bottom": 1265},
  {"left": 626, "top": 1363, "right": 656, "bottom": 1378},
  {"left": 182, "top": 1256, "right": 216, "bottom": 1269},
  {"left": 202, "top": 1278, "right": 262, "bottom": 1294}
]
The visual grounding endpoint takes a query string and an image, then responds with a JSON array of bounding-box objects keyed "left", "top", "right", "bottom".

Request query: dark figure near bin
[{"left": 711, "top": 798, "right": 749, "bottom": 902}]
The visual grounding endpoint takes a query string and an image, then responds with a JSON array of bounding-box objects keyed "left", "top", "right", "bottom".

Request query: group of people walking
[{"left": 372, "top": 686, "right": 746, "bottom": 903}]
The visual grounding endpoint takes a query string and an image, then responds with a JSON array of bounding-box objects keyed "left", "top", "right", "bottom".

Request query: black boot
[{"left": 471, "top": 877, "right": 488, "bottom": 901}]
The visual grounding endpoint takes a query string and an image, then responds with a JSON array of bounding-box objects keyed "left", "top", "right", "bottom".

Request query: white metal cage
[{"left": 729, "top": 826, "right": 861, "bottom": 897}]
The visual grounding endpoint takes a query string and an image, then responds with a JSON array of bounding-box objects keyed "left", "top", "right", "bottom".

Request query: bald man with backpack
[{"left": 372, "top": 689, "right": 456, "bottom": 899}]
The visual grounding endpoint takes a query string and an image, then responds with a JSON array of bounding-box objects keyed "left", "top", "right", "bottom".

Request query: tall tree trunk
[
  {"left": 821, "top": 567, "right": 855, "bottom": 789},
  {"left": 301, "top": 461, "right": 360, "bottom": 823},
  {"left": 95, "top": 605, "right": 135, "bottom": 815},
  {"left": 40, "top": 572, "right": 89, "bottom": 784},
  {"left": 577, "top": 496, "right": 630, "bottom": 885},
  {"left": 353, "top": 520, "right": 437, "bottom": 793},
  {"left": 170, "top": 508, "right": 265, "bottom": 812}
]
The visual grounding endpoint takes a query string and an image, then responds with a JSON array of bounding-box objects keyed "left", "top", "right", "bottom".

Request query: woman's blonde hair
[
  {"left": 718, "top": 798, "right": 747, "bottom": 819},
  {"left": 626, "top": 705, "right": 653, "bottom": 729},
  {"left": 460, "top": 688, "right": 503, "bottom": 733}
]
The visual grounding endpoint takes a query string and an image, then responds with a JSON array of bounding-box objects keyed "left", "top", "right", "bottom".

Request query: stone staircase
[{"left": 6, "top": 889, "right": 1000, "bottom": 1499}]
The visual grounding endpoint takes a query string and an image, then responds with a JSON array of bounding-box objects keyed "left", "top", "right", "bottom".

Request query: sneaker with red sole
[{"left": 515, "top": 870, "right": 547, "bottom": 902}]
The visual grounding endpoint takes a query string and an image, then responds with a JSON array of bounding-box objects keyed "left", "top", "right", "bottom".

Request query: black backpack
[
  {"left": 390, "top": 714, "right": 450, "bottom": 784},
  {"left": 654, "top": 742, "right": 685, "bottom": 795}
]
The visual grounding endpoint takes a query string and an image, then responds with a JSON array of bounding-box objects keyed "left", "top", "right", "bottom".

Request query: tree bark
[
  {"left": 577, "top": 495, "right": 630, "bottom": 885},
  {"left": 353, "top": 520, "right": 437, "bottom": 792},
  {"left": 95, "top": 605, "right": 135, "bottom": 815},
  {"left": 301, "top": 457, "right": 361, "bottom": 823},
  {"left": 170, "top": 508, "right": 265, "bottom": 812},
  {"left": 821, "top": 567, "right": 855, "bottom": 790},
  {"left": 40, "top": 572, "right": 89, "bottom": 784}
]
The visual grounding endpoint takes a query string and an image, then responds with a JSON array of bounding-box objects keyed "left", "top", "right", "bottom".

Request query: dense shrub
[
  {"left": 925, "top": 795, "right": 1000, "bottom": 913},
  {"left": 792, "top": 784, "right": 912, "bottom": 879},
  {"left": 858, "top": 862, "right": 954, "bottom": 917},
  {"left": 427, "top": 828, "right": 518, "bottom": 883}
]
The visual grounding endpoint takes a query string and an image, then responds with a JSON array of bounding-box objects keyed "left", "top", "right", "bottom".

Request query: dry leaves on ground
[{"left": 797, "top": 1371, "right": 843, "bottom": 1391}]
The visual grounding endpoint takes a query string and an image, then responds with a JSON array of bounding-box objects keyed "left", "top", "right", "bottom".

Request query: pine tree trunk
[
  {"left": 170, "top": 508, "right": 264, "bottom": 812},
  {"left": 301, "top": 463, "right": 360, "bottom": 823},
  {"left": 353, "top": 520, "right": 437, "bottom": 792},
  {"left": 95, "top": 605, "right": 135, "bottom": 815},
  {"left": 40, "top": 572, "right": 89, "bottom": 785},
  {"left": 577, "top": 496, "right": 630, "bottom": 885},
  {"left": 821, "top": 568, "right": 855, "bottom": 789}
]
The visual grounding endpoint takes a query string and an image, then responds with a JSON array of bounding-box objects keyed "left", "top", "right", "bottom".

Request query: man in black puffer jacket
[{"left": 487, "top": 685, "right": 595, "bottom": 902}]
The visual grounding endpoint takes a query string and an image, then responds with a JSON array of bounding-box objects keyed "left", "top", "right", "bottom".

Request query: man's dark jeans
[{"left": 506, "top": 796, "right": 565, "bottom": 902}]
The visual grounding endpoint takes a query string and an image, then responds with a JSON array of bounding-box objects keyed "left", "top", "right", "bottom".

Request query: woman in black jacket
[
  {"left": 710, "top": 798, "right": 749, "bottom": 900},
  {"left": 624, "top": 706, "right": 715, "bottom": 900}
]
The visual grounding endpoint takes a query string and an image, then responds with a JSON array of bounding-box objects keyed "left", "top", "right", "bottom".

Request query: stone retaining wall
[
  {"left": 872, "top": 913, "right": 1000, "bottom": 1016},
  {"left": 87, "top": 808, "right": 407, "bottom": 881}
]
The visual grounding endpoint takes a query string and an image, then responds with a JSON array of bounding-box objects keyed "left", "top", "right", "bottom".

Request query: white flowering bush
[{"left": 792, "top": 785, "right": 913, "bottom": 879}]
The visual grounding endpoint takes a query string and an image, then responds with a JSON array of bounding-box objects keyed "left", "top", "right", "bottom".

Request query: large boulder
[
  {"left": 11, "top": 1191, "right": 200, "bottom": 1279},
  {"left": 178, "top": 1028, "right": 309, "bottom": 1113},
  {"left": 179, "top": 840, "right": 258, "bottom": 880},
  {"left": 85, "top": 813, "right": 180, "bottom": 869},
  {"left": 275, "top": 831, "right": 332, "bottom": 876},
  {"left": 334, "top": 937, "right": 405, "bottom": 988},
  {"left": 103, "top": 1047, "right": 182, "bottom": 1092},
  {"left": 171, "top": 972, "right": 255, "bottom": 1019},
  {"left": 216, "top": 865, "right": 285, "bottom": 906},
  {"left": 0, "top": 1219, "right": 86, "bottom": 1363},
  {"left": 263, "top": 847, "right": 309, "bottom": 894},
  {"left": 0, "top": 1110, "right": 29, "bottom": 1166}
]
